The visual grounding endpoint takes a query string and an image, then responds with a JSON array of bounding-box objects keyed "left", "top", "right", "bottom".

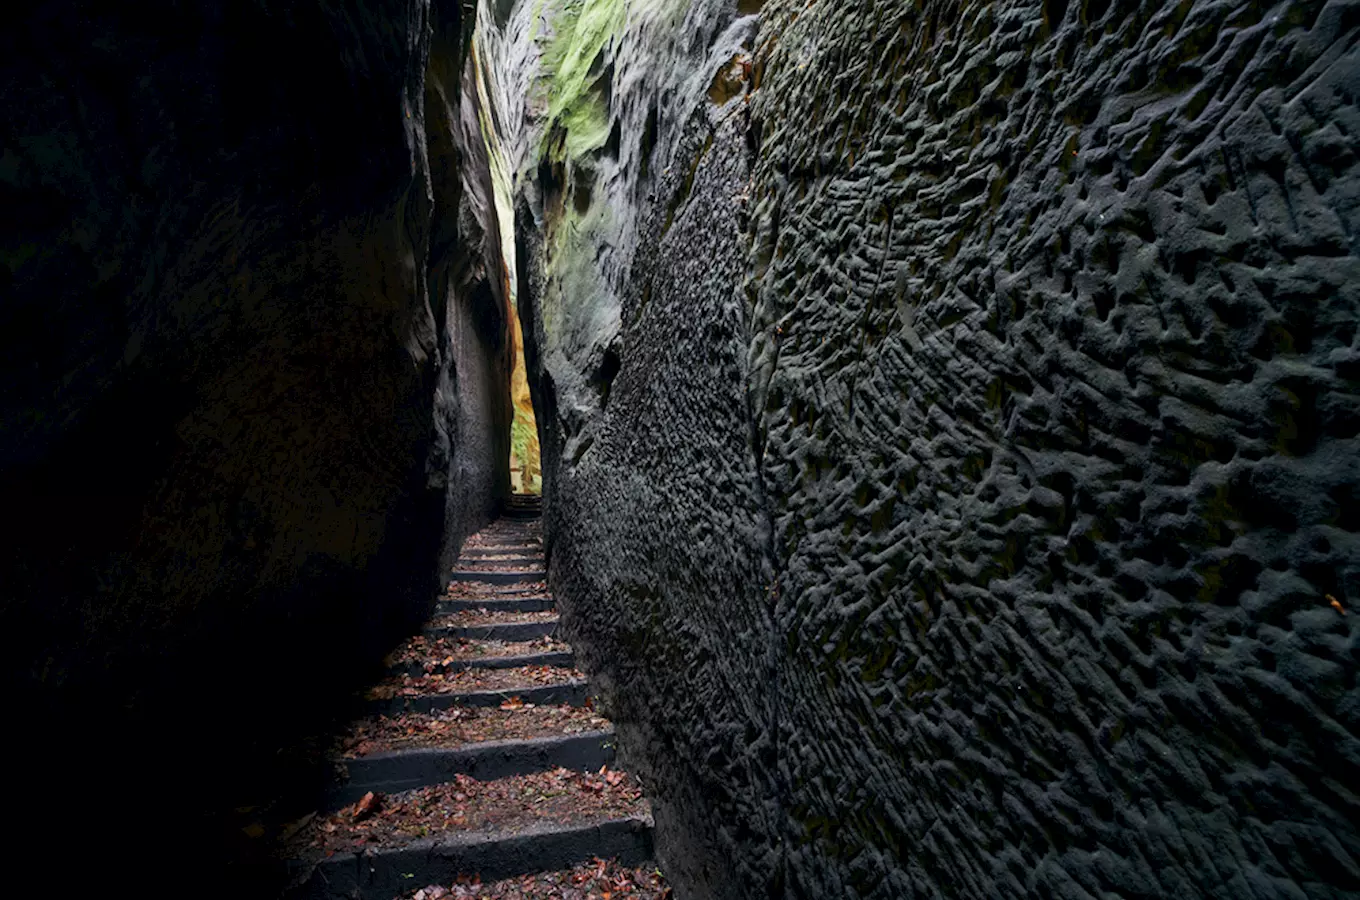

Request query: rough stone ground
[{"left": 285, "top": 505, "right": 667, "bottom": 898}]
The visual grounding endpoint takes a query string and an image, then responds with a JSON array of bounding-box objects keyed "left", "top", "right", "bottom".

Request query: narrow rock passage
[{"left": 285, "top": 498, "right": 669, "bottom": 899}]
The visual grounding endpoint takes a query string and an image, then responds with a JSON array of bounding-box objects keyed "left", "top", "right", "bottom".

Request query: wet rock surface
[{"left": 493, "top": 0, "right": 1360, "bottom": 897}]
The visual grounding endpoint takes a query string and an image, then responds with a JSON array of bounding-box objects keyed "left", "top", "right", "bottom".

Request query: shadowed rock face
[
  {"left": 1, "top": 0, "right": 509, "bottom": 888},
  {"left": 497, "top": 0, "right": 1360, "bottom": 897}
]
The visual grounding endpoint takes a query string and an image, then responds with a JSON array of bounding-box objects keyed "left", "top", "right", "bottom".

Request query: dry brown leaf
[{"left": 354, "top": 791, "right": 381, "bottom": 821}]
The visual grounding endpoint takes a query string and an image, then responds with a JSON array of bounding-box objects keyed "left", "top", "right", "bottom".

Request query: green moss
[
  {"left": 541, "top": 199, "right": 612, "bottom": 342},
  {"left": 527, "top": 0, "right": 551, "bottom": 44},
  {"left": 538, "top": 0, "right": 626, "bottom": 163}
]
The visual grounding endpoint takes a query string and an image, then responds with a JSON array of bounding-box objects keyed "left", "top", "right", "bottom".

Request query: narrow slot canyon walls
[
  {"left": 1, "top": 0, "right": 512, "bottom": 885},
  {"left": 487, "top": 0, "right": 1360, "bottom": 897},
  {"left": 486, "top": 1, "right": 783, "bottom": 892}
]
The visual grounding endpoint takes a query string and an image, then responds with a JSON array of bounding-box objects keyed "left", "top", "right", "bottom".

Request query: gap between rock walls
[{"left": 3, "top": 1, "right": 1359, "bottom": 899}]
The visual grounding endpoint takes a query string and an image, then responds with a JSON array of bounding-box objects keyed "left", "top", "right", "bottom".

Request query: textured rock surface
[
  {"left": 496, "top": 0, "right": 1360, "bottom": 897},
  {"left": 1, "top": 0, "right": 509, "bottom": 888},
  {"left": 496, "top": 4, "right": 778, "bottom": 893}
]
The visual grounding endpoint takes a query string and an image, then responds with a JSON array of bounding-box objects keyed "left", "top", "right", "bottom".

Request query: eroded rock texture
[
  {"left": 497, "top": 0, "right": 1360, "bottom": 897},
  {"left": 1, "top": 0, "right": 509, "bottom": 887}
]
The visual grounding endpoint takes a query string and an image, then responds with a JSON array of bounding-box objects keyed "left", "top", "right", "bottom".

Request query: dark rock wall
[
  {"left": 0, "top": 0, "right": 510, "bottom": 887},
  {"left": 516, "top": 104, "right": 780, "bottom": 893},
  {"left": 430, "top": 19, "right": 519, "bottom": 558},
  {"left": 505, "top": 0, "right": 1360, "bottom": 897},
  {"left": 503, "top": 4, "right": 780, "bottom": 892}
]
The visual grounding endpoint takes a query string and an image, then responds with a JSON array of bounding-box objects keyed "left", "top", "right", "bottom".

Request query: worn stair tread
[
  {"left": 460, "top": 544, "right": 542, "bottom": 554},
  {"left": 390, "top": 650, "right": 574, "bottom": 678},
  {"left": 422, "top": 610, "right": 559, "bottom": 641},
  {"left": 430, "top": 609, "right": 558, "bottom": 627},
  {"left": 450, "top": 569, "right": 548, "bottom": 585},
  {"left": 399, "top": 858, "right": 669, "bottom": 900},
  {"left": 453, "top": 560, "right": 545, "bottom": 572},
  {"left": 456, "top": 550, "right": 543, "bottom": 560},
  {"left": 457, "top": 555, "right": 543, "bottom": 565},
  {"left": 437, "top": 596, "right": 554, "bottom": 615},
  {"left": 451, "top": 568, "right": 546, "bottom": 581},
  {"left": 288, "top": 768, "right": 649, "bottom": 885},
  {"left": 288, "top": 817, "right": 653, "bottom": 900},
  {"left": 366, "top": 679, "right": 590, "bottom": 715},
  {"left": 386, "top": 635, "right": 570, "bottom": 671},
  {"left": 325, "top": 731, "right": 618, "bottom": 808},
  {"left": 463, "top": 539, "right": 541, "bottom": 551},
  {"left": 338, "top": 704, "right": 612, "bottom": 759},
  {"left": 366, "top": 665, "right": 583, "bottom": 701},
  {"left": 454, "top": 559, "right": 542, "bottom": 569},
  {"left": 292, "top": 768, "right": 647, "bottom": 856},
  {"left": 445, "top": 581, "right": 548, "bottom": 599},
  {"left": 422, "top": 620, "right": 559, "bottom": 643}
]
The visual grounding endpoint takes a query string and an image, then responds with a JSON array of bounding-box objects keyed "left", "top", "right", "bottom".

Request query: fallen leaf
[{"left": 354, "top": 791, "right": 382, "bottom": 821}]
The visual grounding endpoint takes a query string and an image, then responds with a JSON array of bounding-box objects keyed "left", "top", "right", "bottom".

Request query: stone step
[
  {"left": 458, "top": 549, "right": 542, "bottom": 560},
  {"left": 365, "top": 679, "right": 589, "bottom": 716},
  {"left": 325, "top": 731, "right": 616, "bottom": 809},
  {"left": 456, "top": 557, "right": 542, "bottom": 567},
  {"left": 287, "top": 818, "right": 653, "bottom": 900},
  {"left": 334, "top": 701, "right": 610, "bottom": 757},
  {"left": 445, "top": 583, "right": 549, "bottom": 601},
  {"left": 458, "top": 545, "right": 542, "bottom": 556},
  {"left": 453, "top": 565, "right": 544, "bottom": 576},
  {"left": 449, "top": 569, "right": 547, "bottom": 585},
  {"left": 389, "top": 649, "right": 574, "bottom": 678},
  {"left": 437, "top": 596, "right": 554, "bottom": 615},
  {"left": 422, "top": 619, "right": 558, "bottom": 642}
]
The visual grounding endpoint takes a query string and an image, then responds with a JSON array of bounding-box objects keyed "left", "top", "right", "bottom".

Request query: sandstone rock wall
[
  {"left": 498, "top": 0, "right": 1360, "bottom": 897},
  {"left": 1, "top": 0, "right": 510, "bottom": 886}
]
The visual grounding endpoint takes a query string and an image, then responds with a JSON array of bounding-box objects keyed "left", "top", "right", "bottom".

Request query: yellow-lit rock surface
[{"left": 509, "top": 306, "right": 540, "bottom": 494}]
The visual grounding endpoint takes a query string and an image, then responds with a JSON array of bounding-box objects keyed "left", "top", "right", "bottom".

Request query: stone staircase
[{"left": 284, "top": 497, "right": 665, "bottom": 899}]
